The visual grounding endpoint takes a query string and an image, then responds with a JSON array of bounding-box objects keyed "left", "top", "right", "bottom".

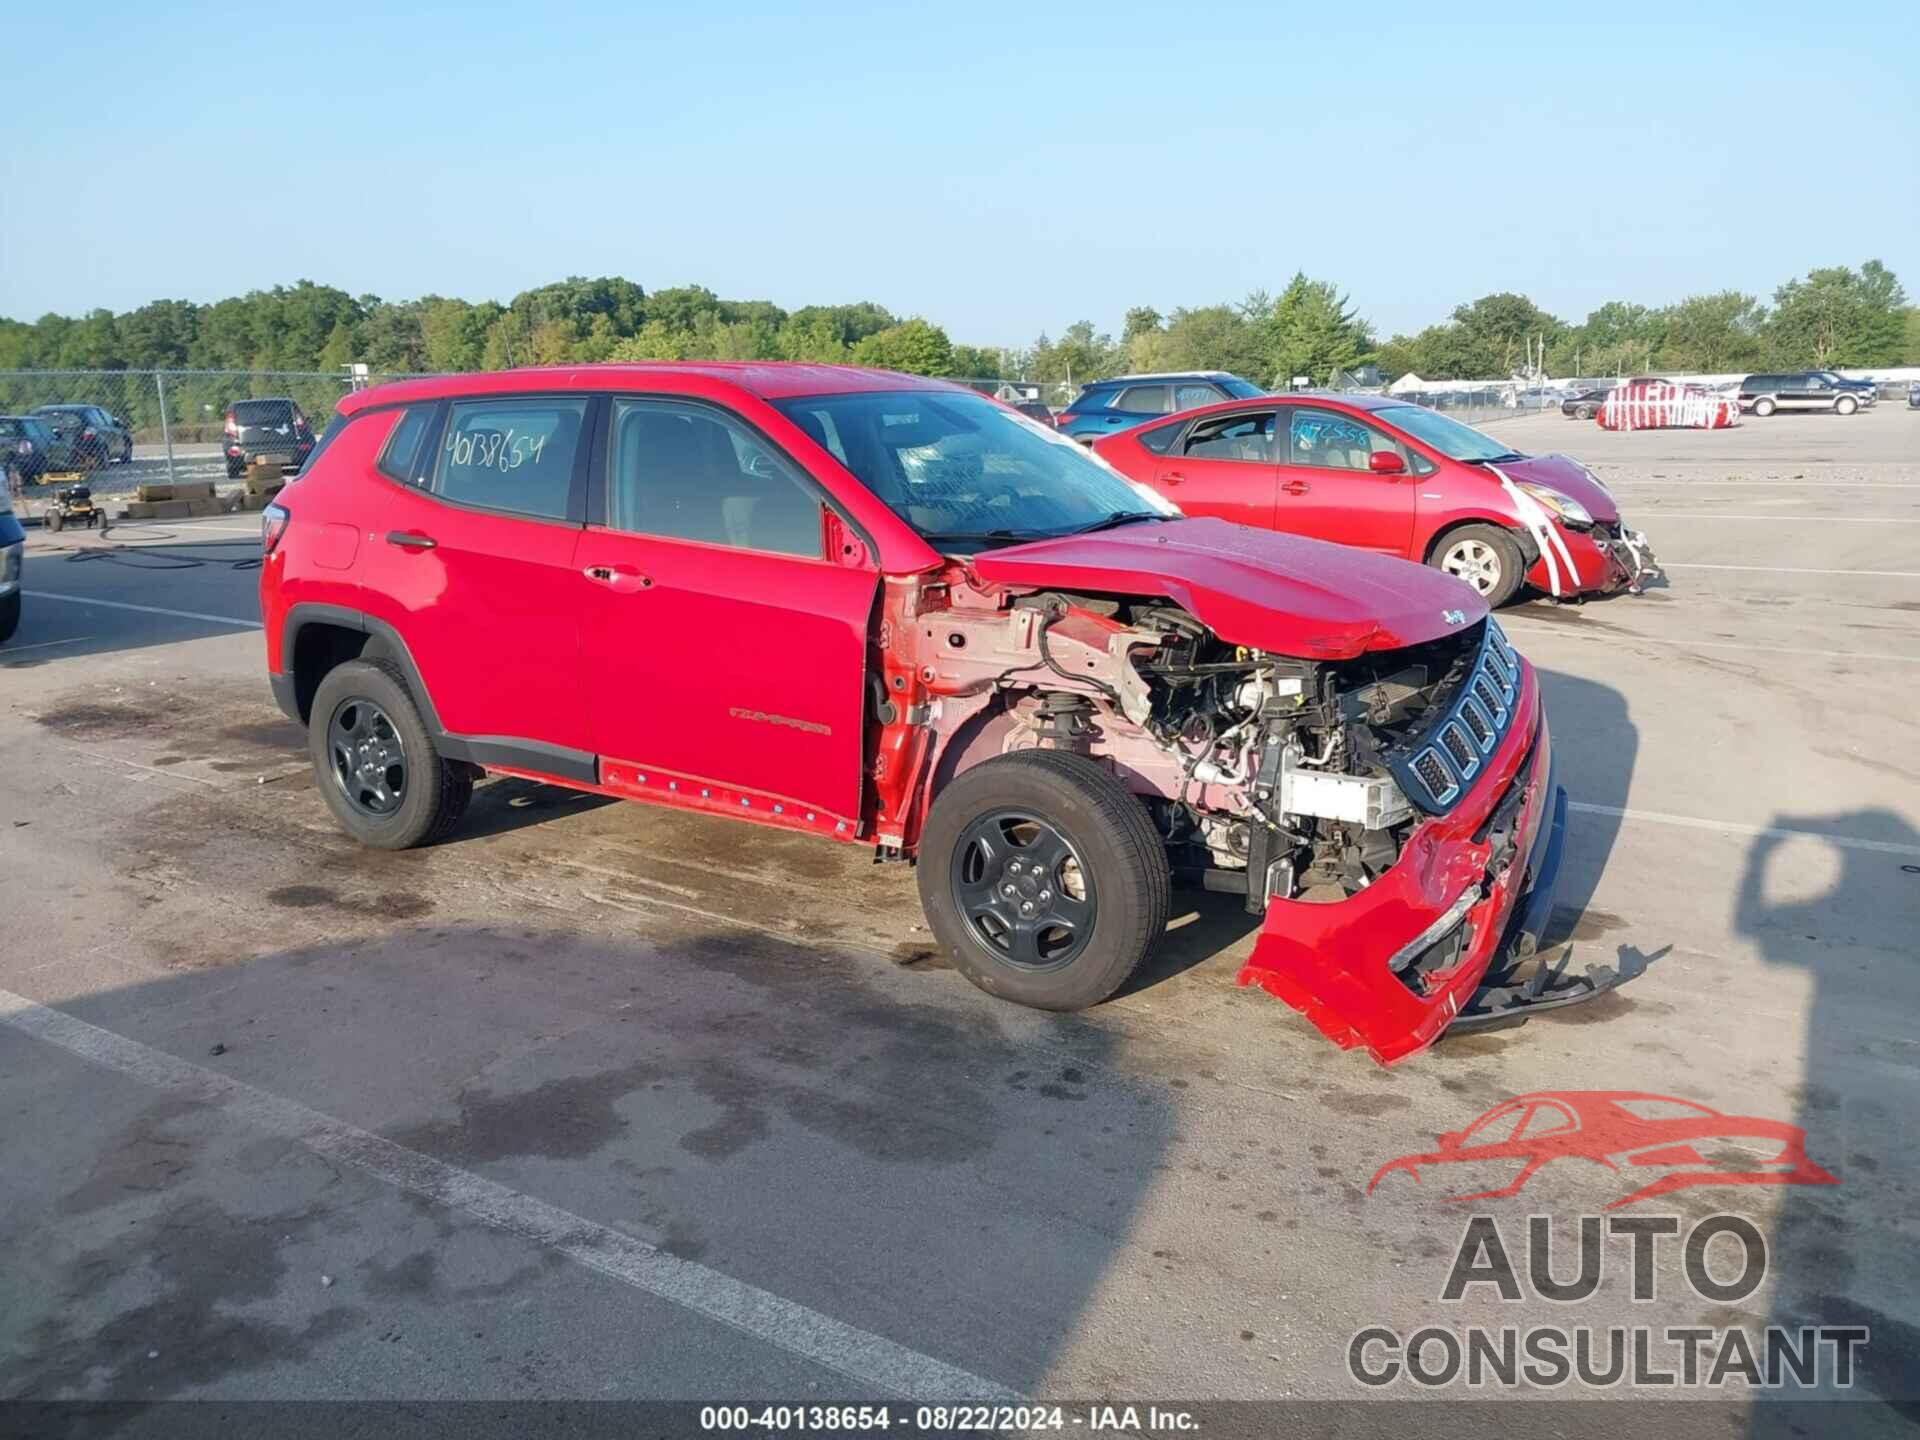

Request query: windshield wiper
[
  {"left": 1063, "top": 510, "right": 1165, "bottom": 536},
  {"left": 918, "top": 528, "right": 1051, "bottom": 548},
  {"left": 1463, "top": 451, "right": 1527, "bottom": 465}
]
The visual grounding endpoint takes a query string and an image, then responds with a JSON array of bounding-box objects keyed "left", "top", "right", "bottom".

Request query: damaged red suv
[{"left": 260, "top": 364, "right": 1613, "bottom": 1064}]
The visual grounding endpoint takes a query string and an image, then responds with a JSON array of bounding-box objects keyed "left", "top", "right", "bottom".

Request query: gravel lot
[{"left": 1, "top": 405, "right": 1916, "bottom": 1433}]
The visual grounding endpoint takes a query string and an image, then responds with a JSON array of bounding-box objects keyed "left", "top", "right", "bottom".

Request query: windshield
[
  {"left": 1375, "top": 404, "right": 1523, "bottom": 463},
  {"left": 772, "top": 389, "right": 1177, "bottom": 550}
]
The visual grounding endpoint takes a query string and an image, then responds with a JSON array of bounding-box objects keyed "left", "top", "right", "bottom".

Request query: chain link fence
[{"left": 0, "top": 369, "right": 421, "bottom": 504}]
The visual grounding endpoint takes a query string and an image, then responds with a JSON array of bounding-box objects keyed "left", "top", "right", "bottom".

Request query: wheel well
[
  {"left": 1423, "top": 518, "right": 1537, "bottom": 568},
  {"left": 290, "top": 622, "right": 370, "bottom": 723}
]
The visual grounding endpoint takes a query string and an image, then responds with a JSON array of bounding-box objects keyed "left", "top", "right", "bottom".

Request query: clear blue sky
[{"left": 4, "top": 2, "right": 1915, "bottom": 347}]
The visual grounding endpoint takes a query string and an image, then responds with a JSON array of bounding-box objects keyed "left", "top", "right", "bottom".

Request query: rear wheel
[
  {"left": 1753, "top": 397, "right": 1776, "bottom": 417},
  {"left": 1433, "top": 524, "right": 1524, "bottom": 607},
  {"left": 1575, "top": 404, "right": 1595, "bottom": 420},
  {"left": 45, "top": 510, "right": 64, "bottom": 533},
  {"left": 1836, "top": 395, "right": 1858, "bottom": 416},
  {"left": 309, "top": 659, "right": 473, "bottom": 850},
  {"left": 918, "top": 749, "right": 1169, "bottom": 1011}
]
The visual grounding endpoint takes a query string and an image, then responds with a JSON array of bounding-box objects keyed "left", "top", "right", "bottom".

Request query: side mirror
[{"left": 1368, "top": 450, "right": 1406, "bottom": 475}]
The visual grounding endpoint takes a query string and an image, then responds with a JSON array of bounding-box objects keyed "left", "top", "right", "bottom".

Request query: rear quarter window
[
  {"left": 1134, "top": 420, "right": 1183, "bottom": 455},
  {"left": 432, "top": 397, "right": 587, "bottom": 519},
  {"left": 376, "top": 405, "right": 436, "bottom": 485}
]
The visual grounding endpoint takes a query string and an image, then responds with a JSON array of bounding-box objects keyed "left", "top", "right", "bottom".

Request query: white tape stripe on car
[
  {"left": 1487, "top": 463, "right": 1578, "bottom": 597},
  {"left": 0, "top": 988, "right": 1021, "bottom": 1403}
]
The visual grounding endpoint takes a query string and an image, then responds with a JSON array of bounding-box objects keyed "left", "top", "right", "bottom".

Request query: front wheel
[
  {"left": 1433, "top": 524, "right": 1525, "bottom": 607},
  {"left": 918, "top": 749, "right": 1170, "bottom": 1011},
  {"left": 1836, "top": 395, "right": 1858, "bottom": 416},
  {"left": 1753, "top": 398, "right": 1776, "bottom": 417},
  {"left": 1576, "top": 404, "right": 1595, "bottom": 420},
  {"left": 309, "top": 659, "right": 473, "bottom": 850},
  {"left": 46, "top": 510, "right": 64, "bottom": 533}
]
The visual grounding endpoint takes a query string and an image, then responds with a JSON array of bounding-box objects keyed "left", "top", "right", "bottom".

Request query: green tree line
[{"left": 2, "top": 260, "right": 1913, "bottom": 393}]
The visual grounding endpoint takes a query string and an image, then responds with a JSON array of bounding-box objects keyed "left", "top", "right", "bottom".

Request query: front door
[
  {"left": 1152, "top": 408, "right": 1280, "bottom": 528},
  {"left": 573, "top": 397, "right": 877, "bottom": 825},
  {"left": 1273, "top": 405, "right": 1417, "bottom": 556}
]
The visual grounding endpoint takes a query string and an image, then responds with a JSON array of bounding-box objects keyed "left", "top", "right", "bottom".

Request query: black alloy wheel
[
  {"left": 327, "top": 697, "right": 408, "bottom": 818},
  {"left": 950, "top": 809, "right": 1096, "bottom": 971}
]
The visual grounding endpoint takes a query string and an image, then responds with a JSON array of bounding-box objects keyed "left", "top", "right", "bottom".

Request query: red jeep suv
[{"left": 261, "top": 364, "right": 1612, "bottom": 1064}]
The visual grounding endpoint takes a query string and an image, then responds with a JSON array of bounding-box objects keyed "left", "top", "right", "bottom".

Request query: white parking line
[
  {"left": 1638, "top": 512, "right": 1920, "bottom": 523},
  {"left": 0, "top": 635, "right": 93, "bottom": 654},
  {"left": 22, "top": 592, "right": 262, "bottom": 629},
  {"left": 1658, "top": 564, "right": 1920, "bottom": 578},
  {"left": 1506, "top": 625, "right": 1920, "bottom": 665},
  {"left": 1568, "top": 803, "right": 1920, "bottom": 857},
  {"left": 0, "top": 988, "right": 1018, "bottom": 1403}
]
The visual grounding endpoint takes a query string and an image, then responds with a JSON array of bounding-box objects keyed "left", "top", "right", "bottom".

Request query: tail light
[
  {"left": 224, "top": 412, "right": 239, "bottom": 437},
  {"left": 15, "top": 440, "right": 30, "bottom": 456},
  {"left": 262, "top": 501, "right": 291, "bottom": 556},
  {"left": 82, "top": 427, "right": 96, "bottom": 440}
]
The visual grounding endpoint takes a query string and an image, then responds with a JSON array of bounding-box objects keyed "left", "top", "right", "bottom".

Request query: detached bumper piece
[{"left": 1445, "top": 784, "right": 1623, "bottom": 1032}]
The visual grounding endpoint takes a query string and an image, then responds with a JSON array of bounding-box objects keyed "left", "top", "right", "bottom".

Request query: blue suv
[
  {"left": 0, "top": 479, "right": 22, "bottom": 645},
  {"left": 1054, "top": 371, "right": 1265, "bottom": 443}
]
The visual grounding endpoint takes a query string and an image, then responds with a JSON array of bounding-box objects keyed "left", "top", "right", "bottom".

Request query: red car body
[
  {"left": 261, "top": 364, "right": 1580, "bottom": 1064},
  {"left": 1368, "top": 1091, "right": 1839, "bottom": 1208},
  {"left": 1092, "top": 392, "right": 1656, "bottom": 602},
  {"left": 1597, "top": 379, "right": 1739, "bottom": 431}
]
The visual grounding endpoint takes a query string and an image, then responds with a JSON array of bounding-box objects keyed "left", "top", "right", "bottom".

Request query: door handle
[
  {"left": 385, "top": 530, "right": 436, "bottom": 549},
  {"left": 1162, "top": 470, "right": 1187, "bottom": 485},
  {"left": 582, "top": 564, "right": 653, "bottom": 593},
  {"left": 1282, "top": 480, "right": 1312, "bottom": 496}
]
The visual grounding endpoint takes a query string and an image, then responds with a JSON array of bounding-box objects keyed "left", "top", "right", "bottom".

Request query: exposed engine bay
[{"left": 897, "top": 576, "right": 1515, "bottom": 912}]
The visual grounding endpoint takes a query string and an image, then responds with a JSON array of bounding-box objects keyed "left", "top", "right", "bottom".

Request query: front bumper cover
[{"left": 1238, "top": 670, "right": 1564, "bottom": 1065}]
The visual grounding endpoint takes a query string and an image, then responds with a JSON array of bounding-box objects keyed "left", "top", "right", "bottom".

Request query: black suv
[
  {"left": 1738, "top": 372, "right": 1872, "bottom": 417},
  {"left": 1560, "top": 387, "right": 1612, "bottom": 419},
  {"left": 1055, "top": 371, "right": 1265, "bottom": 443},
  {"left": 224, "top": 398, "right": 318, "bottom": 477}
]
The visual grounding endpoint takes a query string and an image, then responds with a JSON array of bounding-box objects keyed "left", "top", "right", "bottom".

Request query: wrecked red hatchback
[{"left": 260, "top": 364, "right": 1614, "bottom": 1065}]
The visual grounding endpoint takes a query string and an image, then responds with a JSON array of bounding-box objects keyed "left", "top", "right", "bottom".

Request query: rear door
[
  {"left": 1152, "top": 408, "right": 1280, "bottom": 528},
  {"left": 573, "top": 396, "right": 877, "bottom": 826},
  {"left": 356, "top": 394, "right": 595, "bottom": 760},
  {"left": 1273, "top": 405, "right": 1418, "bottom": 556}
]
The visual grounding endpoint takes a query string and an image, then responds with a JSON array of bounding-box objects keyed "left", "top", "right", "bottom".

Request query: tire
[
  {"left": 0, "top": 591, "right": 18, "bottom": 646},
  {"left": 1836, "top": 396, "right": 1857, "bottom": 416},
  {"left": 1432, "top": 524, "right": 1525, "bottom": 607},
  {"left": 46, "top": 510, "right": 64, "bottom": 533},
  {"left": 308, "top": 658, "right": 473, "bottom": 850},
  {"left": 918, "top": 749, "right": 1170, "bottom": 1011},
  {"left": 1575, "top": 404, "right": 1595, "bottom": 420},
  {"left": 226, "top": 460, "right": 244, "bottom": 479},
  {"left": 1753, "top": 398, "right": 1776, "bottom": 417}
]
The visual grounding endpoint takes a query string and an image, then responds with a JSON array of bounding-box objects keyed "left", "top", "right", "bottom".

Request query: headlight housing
[{"left": 1518, "top": 482, "right": 1593, "bottom": 529}]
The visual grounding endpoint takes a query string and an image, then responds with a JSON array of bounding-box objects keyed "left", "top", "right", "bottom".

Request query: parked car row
[
  {"left": 0, "top": 405, "right": 132, "bottom": 477},
  {"left": 258, "top": 361, "right": 1651, "bottom": 1069}
]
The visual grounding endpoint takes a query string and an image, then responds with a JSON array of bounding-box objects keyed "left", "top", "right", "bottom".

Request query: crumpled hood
[
  {"left": 968, "top": 517, "right": 1488, "bottom": 658},
  {"left": 1485, "top": 452, "right": 1621, "bottom": 524}
]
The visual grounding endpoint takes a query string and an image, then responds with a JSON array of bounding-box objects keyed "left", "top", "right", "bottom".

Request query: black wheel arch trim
[{"left": 276, "top": 603, "right": 598, "bottom": 785}]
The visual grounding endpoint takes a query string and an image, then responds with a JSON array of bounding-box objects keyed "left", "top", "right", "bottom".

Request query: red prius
[
  {"left": 1092, "top": 392, "right": 1659, "bottom": 606},
  {"left": 260, "top": 364, "right": 1620, "bottom": 1065}
]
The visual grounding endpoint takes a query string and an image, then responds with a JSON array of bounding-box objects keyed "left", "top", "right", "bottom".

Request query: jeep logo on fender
[
  {"left": 729, "top": 706, "right": 832, "bottom": 737},
  {"left": 1441, "top": 608, "right": 1468, "bottom": 625}
]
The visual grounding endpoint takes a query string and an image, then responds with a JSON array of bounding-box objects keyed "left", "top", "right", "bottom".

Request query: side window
[
  {"left": 1134, "top": 420, "right": 1183, "bottom": 456},
  {"left": 431, "top": 397, "right": 586, "bottom": 519},
  {"left": 376, "top": 405, "right": 435, "bottom": 485},
  {"left": 1287, "top": 408, "right": 1404, "bottom": 472},
  {"left": 1114, "top": 385, "right": 1169, "bottom": 414},
  {"left": 1183, "top": 411, "right": 1276, "bottom": 462},
  {"left": 609, "top": 400, "right": 824, "bottom": 558},
  {"left": 1173, "top": 383, "right": 1221, "bottom": 410},
  {"left": 1804, "top": 375, "right": 1828, "bottom": 391}
]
